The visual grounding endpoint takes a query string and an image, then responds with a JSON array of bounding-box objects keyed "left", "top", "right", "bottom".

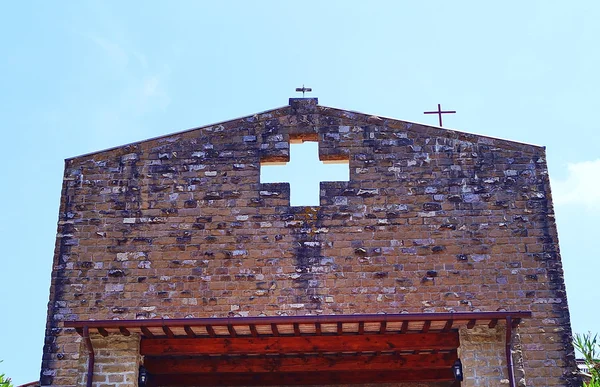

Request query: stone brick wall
[
  {"left": 41, "top": 98, "right": 580, "bottom": 386},
  {"left": 76, "top": 335, "right": 140, "bottom": 387},
  {"left": 458, "top": 325, "right": 523, "bottom": 387}
]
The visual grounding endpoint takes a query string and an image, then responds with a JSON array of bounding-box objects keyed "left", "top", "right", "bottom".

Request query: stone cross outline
[
  {"left": 423, "top": 103, "right": 456, "bottom": 127},
  {"left": 295, "top": 85, "right": 312, "bottom": 97},
  {"left": 260, "top": 141, "right": 349, "bottom": 206}
]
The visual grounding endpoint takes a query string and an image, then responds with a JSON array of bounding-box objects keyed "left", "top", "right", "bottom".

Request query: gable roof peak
[{"left": 289, "top": 97, "right": 319, "bottom": 112}]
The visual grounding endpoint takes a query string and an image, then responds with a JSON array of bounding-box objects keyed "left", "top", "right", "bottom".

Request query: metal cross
[
  {"left": 423, "top": 104, "right": 456, "bottom": 127},
  {"left": 295, "top": 85, "right": 312, "bottom": 97}
]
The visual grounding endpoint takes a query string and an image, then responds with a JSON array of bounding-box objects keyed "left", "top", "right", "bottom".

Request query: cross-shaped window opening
[{"left": 260, "top": 140, "right": 349, "bottom": 206}]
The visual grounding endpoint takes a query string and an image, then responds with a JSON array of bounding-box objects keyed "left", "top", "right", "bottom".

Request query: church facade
[{"left": 41, "top": 98, "right": 580, "bottom": 386}]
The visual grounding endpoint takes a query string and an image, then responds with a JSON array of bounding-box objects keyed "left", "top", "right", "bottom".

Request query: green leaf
[{"left": 575, "top": 332, "right": 600, "bottom": 384}]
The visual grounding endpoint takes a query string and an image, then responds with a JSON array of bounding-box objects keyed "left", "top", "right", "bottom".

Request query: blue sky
[{"left": 1, "top": 1, "right": 598, "bottom": 384}]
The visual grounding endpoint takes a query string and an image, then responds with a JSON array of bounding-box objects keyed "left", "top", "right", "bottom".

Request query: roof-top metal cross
[
  {"left": 295, "top": 85, "right": 312, "bottom": 97},
  {"left": 424, "top": 103, "right": 456, "bottom": 127}
]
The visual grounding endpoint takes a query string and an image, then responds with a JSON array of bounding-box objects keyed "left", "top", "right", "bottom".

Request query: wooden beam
[
  {"left": 149, "top": 369, "right": 455, "bottom": 386},
  {"left": 270, "top": 323, "right": 279, "bottom": 337},
  {"left": 227, "top": 325, "right": 237, "bottom": 338},
  {"left": 65, "top": 311, "right": 533, "bottom": 331},
  {"left": 422, "top": 320, "right": 431, "bottom": 333},
  {"left": 184, "top": 326, "right": 196, "bottom": 338},
  {"left": 379, "top": 321, "right": 387, "bottom": 334},
  {"left": 141, "top": 326, "right": 154, "bottom": 338},
  {"left": 250, "top": 325, "right": 259, "bottom": 337},
  {"left": 442, "top": 320, "right": 453, "bottom": 332},
  {"left": 401, "top": 321, "right": 408, "bottom": 333},
  {"left": 141, "top": 332, "right": 459, "bottom": 356},
  {"left": 163, "top": 326, "right": 175, "bottom": 338},
  {"left": 205, "top": 325, "right": 216, "bottom": 337},
  {"left": 144, "top": 352, "right": 458, "bottom": 374}
]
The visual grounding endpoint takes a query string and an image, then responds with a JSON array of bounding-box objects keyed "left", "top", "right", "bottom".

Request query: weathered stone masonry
[{"left": 41, "top": 98, "right": 579, "bottom": 386}]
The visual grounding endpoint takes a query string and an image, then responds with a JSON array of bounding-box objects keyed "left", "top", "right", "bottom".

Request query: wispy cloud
[
  {"left": 126, "top": 71, "right": 172, "bottom": 114},
  {"left": 91, "top": 36, "right": 129, "bottom": 70},
  {"left": 87, "top": 34, "right": 171, "bottom": 116},
  {"left": 552, "top": 159, "right": 600, "bottom": 211}
]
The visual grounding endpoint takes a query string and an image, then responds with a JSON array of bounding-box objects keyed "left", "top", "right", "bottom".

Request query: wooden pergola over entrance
[{"left": 65, "top": 311, "right": 531, "bottom": 387}]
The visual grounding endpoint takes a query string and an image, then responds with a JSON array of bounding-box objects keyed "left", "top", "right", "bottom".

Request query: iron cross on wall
[
  {"left": 424, "top": 104, "right": 456, "bottom": 127},
  {"left": 295, "top": 85, "right": 312, "bottom": 97}
]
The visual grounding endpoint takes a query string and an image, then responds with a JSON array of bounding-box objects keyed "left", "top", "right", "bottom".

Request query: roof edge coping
[{"left": 66, "top": 101, "right": 545, "bottom": 161}]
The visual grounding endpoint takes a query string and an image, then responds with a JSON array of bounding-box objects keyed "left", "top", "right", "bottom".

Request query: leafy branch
[
  {"left": 0, "top": 360, "right": 13, "bottom": 387},
  {"left": 574, "top": 332, "right": 600, "bottom": 386}
]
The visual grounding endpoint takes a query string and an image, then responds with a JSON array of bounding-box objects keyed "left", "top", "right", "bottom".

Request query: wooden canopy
[{"left": 66, "top": 311, "right": 531, "bottom": 386}]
